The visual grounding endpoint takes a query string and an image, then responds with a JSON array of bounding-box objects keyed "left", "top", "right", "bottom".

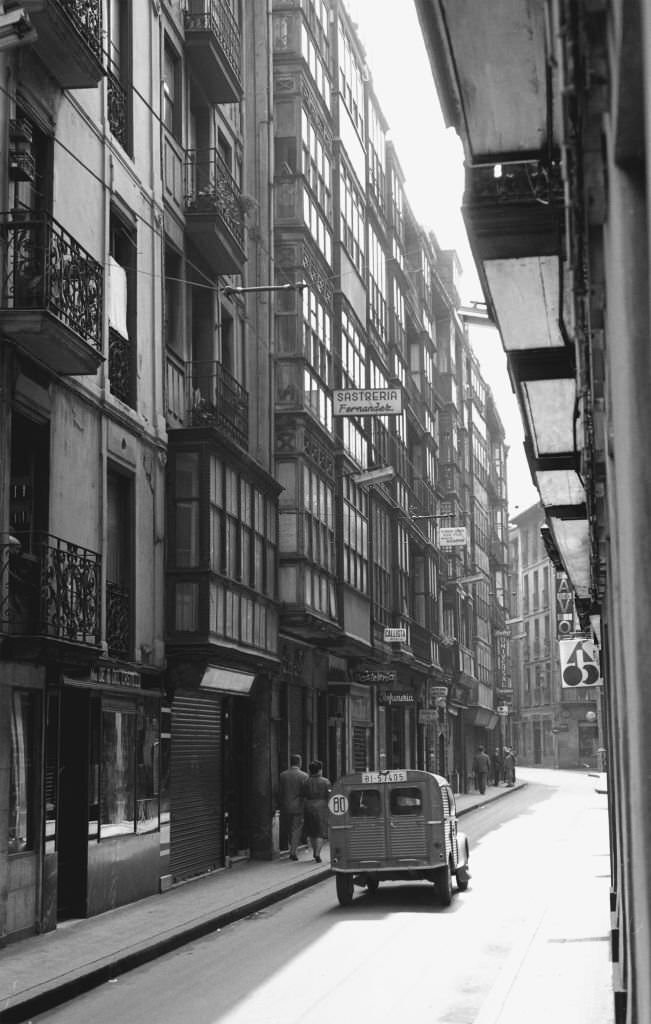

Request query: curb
[{"left": 0, "top": 867, "right": 332, "bottom": 1024}]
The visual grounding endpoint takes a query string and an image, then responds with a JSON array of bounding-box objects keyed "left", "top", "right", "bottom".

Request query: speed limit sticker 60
[{"left": 328, "top": 794, "right": 349, "bottom": 815}]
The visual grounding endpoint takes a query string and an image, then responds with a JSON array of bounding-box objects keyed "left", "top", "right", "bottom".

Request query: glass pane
[
  {"left": 175, "top": 501, "right": 199, "bottom": 566},
  {"left": 389, "top": 787, "right": 423, "bottom": 815},
  {"left": 9, "top": 690, "right": 38, "bottom": 853},
  {"left": 136, "top": 702, "right": 160, "bottom": 834},
  {"left": 349, "top": 789, "right": 381, "bottom": 817},
  {"left": 101, "top": 706, "right": 136, "bottom": 836},
  {"left": 176, "top": 451, "right": 199, "bottom": 498}
]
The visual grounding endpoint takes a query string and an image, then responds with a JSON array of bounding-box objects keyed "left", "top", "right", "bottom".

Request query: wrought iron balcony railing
[
  {"left": 0, "top": 533, "right": 101, "bottom": 646},
  {"left": 189, "top": 359, "right": 249, "bottom": 449},
  {"left": 1, "top": 209, "right": 103, "bottom": 351},
  {"left": 23, "top": 0, "right": 104, "bottom": 89},
  {"left": 184, "top": 0, "right": 241, "bottom": 83},
  {"left": 108, "top": 326, "right": 134, "bottom": 406},
  {"left": 106, "top": 63, "right": 129, "bottom": 151},
  {"left": 184, "top": 148, "right": 244, "bottom": 250},
  {"left": 106, "top": 580, "right": 131, "bottom": 658}
]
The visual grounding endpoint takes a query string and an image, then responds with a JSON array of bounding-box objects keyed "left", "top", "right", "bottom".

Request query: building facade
[
  {"left": 509, "top": 504, "right": 601, "bottom": 769},
  {"left": 415, "top": 1, "right": 651, "bottom": 1019},
  {"left": 0, "top": 0, "right": 510, "bottom": 946}
]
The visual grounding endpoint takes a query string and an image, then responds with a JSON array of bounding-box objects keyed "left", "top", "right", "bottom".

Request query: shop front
[
  {"left": 168, "top": 665, "right": 256, "bottom": 882},
  {"left": 54, "top": 666, "right": 163, "bottom": 922}
]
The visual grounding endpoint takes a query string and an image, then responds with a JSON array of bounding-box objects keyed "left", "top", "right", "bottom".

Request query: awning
[
  {"left": 200, "top": 667, "right": 255, "bottom": 695},
  {"left": 463, "top": 707, "right": 499, "bottom": 730}
]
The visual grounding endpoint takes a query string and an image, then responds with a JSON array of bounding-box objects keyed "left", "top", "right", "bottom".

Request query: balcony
[
  {"left": 184, "top": 149, "right": 245, "bottom": 275},
  {"left": 22, "top": 0, "right": 104, "bottom": 90},
  {"left": 0, "top": 210, "right": 103, "bottom": 375},
  {"left": 166, "top": 355, "right": 249, "bottom": 450},
  {"left": 184, "top": 0, "right": 242, "bottom": 105},
  {"left": 0, "top": 533, "right": 101, "bottom": 648}
]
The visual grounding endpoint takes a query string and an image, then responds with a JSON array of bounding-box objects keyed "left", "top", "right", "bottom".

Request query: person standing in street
[
  {"left": 301, "top": 760, "right": 331, "bottom": 862},
  {"left": 278, "top": 754, "right": 308, "bottom": 861},
  {"left": 473, "top": 746, "right": 491, "bottom": 794},
  {"left": 504, "top": 747, "right": 516, "bottom": 787},
  {"left": 492, "top": 746, "right": 503, "bottom": 786}
]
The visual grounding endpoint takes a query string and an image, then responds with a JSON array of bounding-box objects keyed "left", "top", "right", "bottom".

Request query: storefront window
[
  {"left": 9, "top": 690, "right": 38, "bottom": 854},
  {"left": 137, "top": 703, "right": 160, "bottom": 833},
  {"left": 101, "top": 703, "right": 136, "bottom": 836},
  {"left": 91, "top": 696, "right": 161, "bottom": 839}
]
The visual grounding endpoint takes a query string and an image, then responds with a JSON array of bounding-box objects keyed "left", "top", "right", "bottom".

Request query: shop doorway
[
  {"left": 57, "top": 688, "right": 90, "bottom": 919},
  {"left": 223, "top": 695, "right": 250, "bottom": 859}
]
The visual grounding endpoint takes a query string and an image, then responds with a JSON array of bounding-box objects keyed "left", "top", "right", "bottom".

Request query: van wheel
[
  {"left": 437, "top": 864, "right": 453, "bottom": 907},
  {"left": 366, "top": 878, "right": 379, "bottom": 895},
  {"left": 336, "top": 873, "right": 354, "bottom": 906},
  {"left": 456, "top": 868, "right": 469, "bottom": 893}
]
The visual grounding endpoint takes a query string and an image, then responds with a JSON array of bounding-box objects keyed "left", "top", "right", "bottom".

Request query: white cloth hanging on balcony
[{"left": 108, "top": 255, "right": 129, "bottom": 338}]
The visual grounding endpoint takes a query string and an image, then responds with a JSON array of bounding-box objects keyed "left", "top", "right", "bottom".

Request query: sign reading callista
[{"left": 333, "top": 387, "right": 403, "bottom": 416}]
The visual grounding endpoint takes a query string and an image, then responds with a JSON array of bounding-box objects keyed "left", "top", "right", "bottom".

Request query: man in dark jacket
[
  {"left": 279, "top": 754, "right": 309, "bottom": 860},
  {"left": 473, "top": 746, "right": 491, "bottom": 794}
]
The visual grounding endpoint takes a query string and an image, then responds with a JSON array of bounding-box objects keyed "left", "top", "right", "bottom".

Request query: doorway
[{"left": 57, "top": 688, "right": 90, "bottom": 919}]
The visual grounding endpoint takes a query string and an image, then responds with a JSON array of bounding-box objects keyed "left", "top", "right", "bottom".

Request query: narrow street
[{"left": 32, "top": 769, "right": 613, "bottom": 1024}]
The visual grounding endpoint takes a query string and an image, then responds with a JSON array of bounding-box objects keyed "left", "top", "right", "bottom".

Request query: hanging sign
[
  {"left": 559, "top": 637, "right": 602, "bottom": 687},
  {"left": 383, "top": 627, "right": 407, "bottom": 643},
  {"left": 333, "top": 387, "right": 403, "bottom": 416},
  {"left": 439, "top": 526, "right": 468, "bottom": 547},
  {"left": 556, "top": 573, "right": 575, "bottom": 638}
]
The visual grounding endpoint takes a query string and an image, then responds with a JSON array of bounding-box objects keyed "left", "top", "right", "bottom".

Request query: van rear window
[
  {"left": 390, "top": 787, "right": 423, "bottom": 815},
  {"left": 349, "top": 789, "right": 381, "bottom": 817}
]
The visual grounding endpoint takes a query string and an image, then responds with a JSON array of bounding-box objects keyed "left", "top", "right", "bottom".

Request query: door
[
  {"left": 386, "top": 783, "right": 426, "bottom": 861},
  {"left": 57, "top": 688, "right": 90, "bottom": 919},
  {"left": 223, "top": 695, "right": 250, "bottom": 859}
]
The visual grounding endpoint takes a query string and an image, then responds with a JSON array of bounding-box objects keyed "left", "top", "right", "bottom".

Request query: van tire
[
  {"left": 366, "top": 878, "right": 379, "bottom": 895},
  {"left": 336, "top": 873, "right": 354, "bottom": 906},
  {"left": 437, "top": 864, "right": 453, "bottom": 907}
]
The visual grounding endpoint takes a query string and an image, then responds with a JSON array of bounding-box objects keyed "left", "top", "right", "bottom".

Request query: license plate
[{"left": 361, "top": 770, "right": 408, "bottom": 784}]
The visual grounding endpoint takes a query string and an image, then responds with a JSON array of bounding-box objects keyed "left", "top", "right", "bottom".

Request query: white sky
[{"left": 344, "top": 0, "right": 539, "bottom": 515}]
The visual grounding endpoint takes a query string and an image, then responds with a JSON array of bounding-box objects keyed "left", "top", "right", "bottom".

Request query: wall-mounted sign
[
  {"left": 431, "top": 686, "right": 449, "bottom": 700},
  {"left": 333, "top": 387, "right": 403, "bottom": 417},
  {"left": 383, "top": 627, "right": 407, "bottom": 643},
  {"left": 439, "top": 526, "right": 468, "bottom": 547},
  {"left": 355, "top": 669, "right": 397, "bottom": 685},
  {"left": 378, "top": 691, "right": 415, "bottom": 705},
  {"left": 418, "top": 709, "right": 438, "bottom": 724}
]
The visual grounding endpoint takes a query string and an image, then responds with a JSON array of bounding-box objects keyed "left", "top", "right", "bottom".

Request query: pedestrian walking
[
  {"left": 301, "top": 760, "right": 331, "bottom": 862},
  {"left": 504, "top": 747, "right": 516, "bottom": 787},
  {"left": 492, "top": 746, "right": 503, "bottom": 786},
  {"left": 472, "top": 746, "right": 491, "bottom": 794},
  {"left": 278, "top": 754, "right": 308, "bottom": 861}
]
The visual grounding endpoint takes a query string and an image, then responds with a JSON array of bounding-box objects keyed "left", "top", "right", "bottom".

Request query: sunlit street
[{"left": 33, "top": 770, "right": 612, "bottom": 1024}]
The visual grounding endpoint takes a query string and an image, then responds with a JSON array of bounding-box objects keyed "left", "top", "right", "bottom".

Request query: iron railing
[
  {"left": 108, "top": 327, "right": 134, "bottom": 406},
  {"left": 184, "top": 0, "right": 241, "bottom": 81},
  {"left": 0, "top": 532, "right": 101, "bottom": 645},
  {"left": 56, "top": 0, "right": 103, "bottom": 59},
  {"left": 184, "top": 148, "right": 244, "bottom": 249},
  {"left": 1, "top": 210, "right": 103, "bottom": 351},
  {"left": 106, "top": 580, "right": 131, "bottom": 658},
  {"left": 189, "top": 359, "right": 249, "bottom": 448},
  {"left": 106, "top": 63, "right": 129, "bottom": 150}
]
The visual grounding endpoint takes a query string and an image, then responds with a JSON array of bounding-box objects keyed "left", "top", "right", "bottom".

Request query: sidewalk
[{"left": 0, "top": 781, "right": 524, "bottom": 1023}]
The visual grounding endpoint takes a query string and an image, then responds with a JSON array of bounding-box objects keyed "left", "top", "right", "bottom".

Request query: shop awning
[{"left": 200, "top": 667, "right": 255, "bottom": 694}]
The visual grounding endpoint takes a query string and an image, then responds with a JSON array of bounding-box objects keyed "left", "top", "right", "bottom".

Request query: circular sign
[
  {"left": 585, "top": 710, "right": 597, "bottom": 722},
  {"left": 328, "top": 793, "right": 349, "bottom": 816},
  {"left": 558, "top": 619, "right": 573, "bottom": 636}
]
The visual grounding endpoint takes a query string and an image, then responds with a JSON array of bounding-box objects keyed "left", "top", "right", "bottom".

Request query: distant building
[{"left": 509, "top": 504, "right": 601, "bottom": 769}]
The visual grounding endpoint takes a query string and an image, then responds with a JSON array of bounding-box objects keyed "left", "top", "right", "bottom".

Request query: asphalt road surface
[{"left": 33, "top": 768, "right": 613, "bottom": 1024}]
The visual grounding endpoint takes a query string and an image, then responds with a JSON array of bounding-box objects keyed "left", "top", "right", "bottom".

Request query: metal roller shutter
[{"left": 170, "top": 691, "right": 223, "bottom": 882}]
